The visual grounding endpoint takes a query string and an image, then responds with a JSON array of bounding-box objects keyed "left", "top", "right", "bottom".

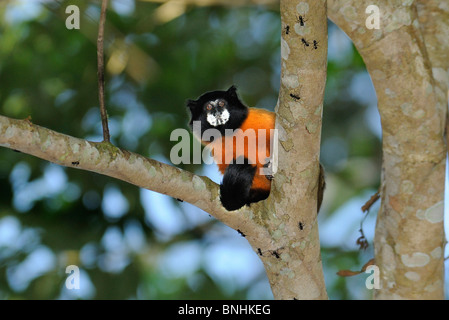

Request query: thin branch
[
  {"left": 357, "top": 190, "right": 380, "bottom": 250},
  {"left": 361, "top": 191, "right": 380, "bottom": 213},
  {"left": 337, "top": 258, "right": 375, "bottom": 277},
  {"left": 97, "top": 0, "right": 110, "bottom": 142}
]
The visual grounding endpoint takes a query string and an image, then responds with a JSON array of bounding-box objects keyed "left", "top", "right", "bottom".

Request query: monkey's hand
[{"left": 262, "top": 158, "right": 274, "bottom": 181}]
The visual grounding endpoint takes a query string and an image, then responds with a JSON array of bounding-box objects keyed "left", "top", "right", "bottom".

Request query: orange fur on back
[{"left": 208, "top": 108, "right": 275, "bottom": 191}]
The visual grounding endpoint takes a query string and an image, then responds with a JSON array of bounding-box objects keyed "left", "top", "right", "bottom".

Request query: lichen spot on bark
[
  {"left": 282, "top": 73, "right": 300, "bottom": 89},
  {"left": 193, "top": 175, "right": 206, "bottom": 191},
  {"left": 296, "top": 2, "right": 309, "bottom": 14},
  {"left": 281, "top": 37, "right": 290, "bottom": 60},
  {"left": 294, "top": 24, "right": 311, "bottom": 36},
  {"left": 401, "top": 252, "right": 430, "bottom": 268}
]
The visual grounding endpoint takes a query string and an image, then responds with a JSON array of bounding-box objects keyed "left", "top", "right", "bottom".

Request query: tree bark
[
  {"left": 415, "top": 0, "right": 449, "bottom": 154},
  {"left": 328, "top": 0, "right": 447, "bottom": 299},
  {"left": 259, "top": 0, "right": 328, "bottom": 300}
]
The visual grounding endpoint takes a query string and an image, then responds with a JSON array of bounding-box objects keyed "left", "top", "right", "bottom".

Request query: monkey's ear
[
  {"left": 186, "top": 99, "right": 197, "bottom": 109},
  {"left": 226, "top": 85, "right": 238, "bottom": 98}
]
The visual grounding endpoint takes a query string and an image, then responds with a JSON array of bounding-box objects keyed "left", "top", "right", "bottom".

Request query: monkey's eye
[
  {"left": 218, "top": 100, "right": 225, "bottom": 107},
  {"left": 206, "top": 103, "right": 213, "bottom": 111}
]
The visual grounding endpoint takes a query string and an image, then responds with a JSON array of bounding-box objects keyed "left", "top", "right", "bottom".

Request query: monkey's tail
[{"left": 220, "top": 159, "right": 256, "bottom": 211}]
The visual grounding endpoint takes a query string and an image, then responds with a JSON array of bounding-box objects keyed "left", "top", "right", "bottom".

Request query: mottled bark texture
[
  {"left": 415, "top": 0, "right": 449, "bottom": 153},
  {"left": 257, "top": 0, "right": 328, "bottom": 300},
  {"left": 328, "top": 0, "right": 448, "bottom": 299}
]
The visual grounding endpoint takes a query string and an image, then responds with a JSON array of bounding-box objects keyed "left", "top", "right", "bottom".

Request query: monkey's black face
[{"left": 186, "top": 85, "right": 249, "bottom": 139}]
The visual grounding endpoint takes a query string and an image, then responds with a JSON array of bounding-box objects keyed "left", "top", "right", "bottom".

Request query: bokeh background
[{"left": 0, "top": 0, "right": 448, "bottom": 300}]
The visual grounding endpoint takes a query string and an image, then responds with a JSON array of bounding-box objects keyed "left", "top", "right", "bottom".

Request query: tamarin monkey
[{"left": 186, "top": 85, "right": 325, "bottom": 211}]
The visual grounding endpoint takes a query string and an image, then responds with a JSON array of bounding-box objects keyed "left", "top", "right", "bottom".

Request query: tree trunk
[
  {"left": 258, "top": 0, "right": 328, "bottom": 299},
  {"left": 329, "top": 0, "right": 447, "bottom": 299}
]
